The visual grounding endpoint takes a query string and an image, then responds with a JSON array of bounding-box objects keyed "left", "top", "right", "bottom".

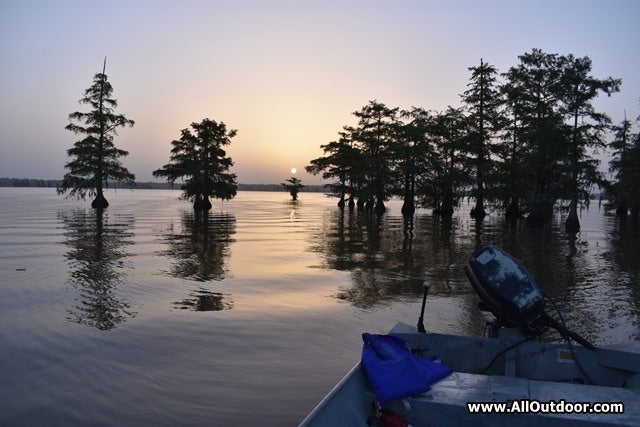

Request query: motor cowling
[{"left": 464, "top": 244, "right": 546, "bottom": 334}]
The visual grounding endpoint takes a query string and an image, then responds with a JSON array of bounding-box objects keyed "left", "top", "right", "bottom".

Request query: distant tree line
[
  {"left": 307, "top": 49, "right": 639, "bottom": 230},
  {"left": 1, "top": 178, "right": 175, "bottom": 189},
  {"left": 0, "top": 178, "right": 60, "bottom": 187},
  {"left": 1, "top": 178, "right": 328, "bottom": 193}
]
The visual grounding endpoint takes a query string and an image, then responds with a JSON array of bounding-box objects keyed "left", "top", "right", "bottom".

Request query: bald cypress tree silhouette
[
  {"left": 58, "top": 59, "right": 135, "bottom": 208},
  {"left": 282, "top": 176, "right": 304, "bottom": 201},
  {"left": 153, "top": 118, "right": 238, "bottom": 210}
]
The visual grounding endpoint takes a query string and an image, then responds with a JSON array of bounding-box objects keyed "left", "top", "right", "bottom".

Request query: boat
[{"left": 300, "top": 244, "right": 640, "bottom": 426}]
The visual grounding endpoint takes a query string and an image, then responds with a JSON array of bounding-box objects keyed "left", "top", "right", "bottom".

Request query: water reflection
[
  {"left": 311, "top": 210, "right": 474, "bottom": 308},
  {"left": 599, "top": 215, "right": 640, "bottom": 340},
  {"left": 310, "top": 206, "right": 640, "bottom": 343},
  {"left": 58, "top": 209, "right": 136, "bottom": 330},
  {"left": 158, "top": 210, "right": 236, "bottom": 311},
  {"left": 173, "top": 289, "right": 233, "bottom": 311}
]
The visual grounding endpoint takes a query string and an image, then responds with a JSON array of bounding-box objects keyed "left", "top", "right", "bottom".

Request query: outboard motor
[{"left": 464, "top": 244, "right": 595, "bottom": 350}]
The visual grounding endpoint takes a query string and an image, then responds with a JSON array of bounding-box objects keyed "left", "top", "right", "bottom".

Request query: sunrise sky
[{"left": 1, "top": 0, "right": 639, "bottom": 184}]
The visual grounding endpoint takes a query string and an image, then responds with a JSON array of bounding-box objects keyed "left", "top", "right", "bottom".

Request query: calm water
[{"left": 1, "top": 188, "right": 638, "bottom": 426}]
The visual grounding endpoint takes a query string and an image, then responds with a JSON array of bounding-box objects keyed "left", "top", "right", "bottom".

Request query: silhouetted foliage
[
  {"left": 281, "top": 176, "right": 305, "bottom": 201},
  {"left": 556, "top": 54, "right": 620, "bottom": 232},
  {"left": 500, "top": 49, "right": 620, "bottom": 229},
  {"left": 395, "top": 107, "right": 433, "bottom": 217},
  {"left": 608, "top": 115, "right": 640, "bottom": 219},
  {"left": 57, "top": 59, "right": 135, "bottom": 209},
  {"left": 460, "top": 59, "right": 504, "bottom": 219},
  {"left": 351, "top": 101, "right": 400, "bottom": 213},
  {"left": 153, "top": 118, "right": 238, "bottom": 210},
  {"left": 496, "top": 72, "right": 530, "bottom": 218},
  {"left": 503, "top": 49, "right": 567, "bottom": 226},
  {"left": 307, "top": 50, "right": 625, "bottom": 223},
  {"left": 418, "top": 107, "right": 470, "bottom": 217},
  {"left": 306, "top": 135, "right": 360, "bottom": 207}
]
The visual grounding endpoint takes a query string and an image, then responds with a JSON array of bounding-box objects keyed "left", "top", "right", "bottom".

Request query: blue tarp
[{"left": 361, "top": 333, "right": 452, "bottom": 405}]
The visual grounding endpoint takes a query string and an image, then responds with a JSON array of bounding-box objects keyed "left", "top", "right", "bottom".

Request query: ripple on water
[{"left": 1, "top": 189, "right": 639, "bottom": 426}]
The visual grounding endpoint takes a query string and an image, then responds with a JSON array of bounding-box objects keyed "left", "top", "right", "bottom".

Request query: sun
[{"left": 290, "top": 167, "right": 297, "bottom": 174}]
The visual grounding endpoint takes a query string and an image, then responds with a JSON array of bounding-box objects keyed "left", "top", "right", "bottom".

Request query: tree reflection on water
[
  {"left": 310, "top": 205, "right": 640, "bottom": 343},
  {"left": 58, "top": 209, "right": 136, "bottom": 330},
  {"left": 157, "top": 210, "right": 236, "bottom": 311},
  {"left": 173, "top": 289, "right": 233, "bottom": 311},
  {"left": 309, "top": 209, "right": 478, "bottom": 309}
]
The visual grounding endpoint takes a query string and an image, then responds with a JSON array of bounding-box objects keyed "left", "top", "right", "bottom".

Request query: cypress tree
[{"left": 58, "top": 59, "right": 135, "bottom": 208}]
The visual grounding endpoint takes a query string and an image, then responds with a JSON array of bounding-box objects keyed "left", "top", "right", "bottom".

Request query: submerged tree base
[
  {"left": 91, "top": 194, "right": 109, "bottom": 209},
  {"left": 401, "top": 201, "right": 415, "bottom": 217},
  {"left": 615, "top": 205, "right": 628, "bottom": 217},
  {"left": 565, "top": 217, "right": 580, "bottom": 233},
  {"left": 565, "top": 201, "right": 580, "bottom": 233},
  {"left": 470, "top": 206, "right": 486, "bottom": 219},
  {"left": 526, "top": 211, "right": 545, "bottom": 227},
  {"left": 193, "top": 197, "right": 212, "bottom": 211},
  {"left": 434, "top": 206, "right": 454, "bottom": 218},
  {"left": 505, "top": 201, "right": 522, "bottom": 220}
]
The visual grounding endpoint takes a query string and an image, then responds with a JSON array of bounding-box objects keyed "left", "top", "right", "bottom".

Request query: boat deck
[
  {"left": 300, "top": 323, "right": 640, "bottom": 426},
  {"left": 382, "top": 370, "right": 640, "bottom": 426}
]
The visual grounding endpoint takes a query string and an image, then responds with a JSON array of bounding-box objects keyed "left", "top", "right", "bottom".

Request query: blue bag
[{"left": 361, "top": 333, "right": 452, "bottom": 405}]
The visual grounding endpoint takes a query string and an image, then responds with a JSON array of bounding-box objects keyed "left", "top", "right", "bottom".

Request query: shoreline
[{"left": 0, "top": 178, "right": 328, "bottom": 193}]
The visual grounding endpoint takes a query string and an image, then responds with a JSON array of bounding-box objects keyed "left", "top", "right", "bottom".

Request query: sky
[{"left": 1, "top": 0, "right": 639, "bottom": 185}]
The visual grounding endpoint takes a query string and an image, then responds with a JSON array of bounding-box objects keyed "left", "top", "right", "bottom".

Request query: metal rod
[{"left": 417, "top": 281, "right": 430, "bottom": 333}]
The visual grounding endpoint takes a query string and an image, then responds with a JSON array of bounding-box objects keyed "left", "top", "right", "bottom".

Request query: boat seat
[{"left": 374, "top": 371, "right": 640, "bottom": 426}]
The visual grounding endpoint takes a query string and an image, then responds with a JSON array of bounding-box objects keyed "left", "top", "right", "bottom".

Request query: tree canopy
[
  {"left": 153, "top": 118, "right": 238, "bottom": 210},
  {"left": 608, "top": 115, "right": 640, "bottom": 218},
  {"left": 307, "top": 49, "right": 629, "bottom": 228},
  {"left": 281, "top": 176, "right": 305, "bottom": 201}
]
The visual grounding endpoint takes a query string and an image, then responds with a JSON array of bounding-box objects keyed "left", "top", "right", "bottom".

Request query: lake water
[{"left": 0, "top": 188, "right": 638, "bottom": 426}]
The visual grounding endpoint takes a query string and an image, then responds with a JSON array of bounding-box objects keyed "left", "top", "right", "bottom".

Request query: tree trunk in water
[
  {"left": 401, "top": 173, "right": 415, "bottom": 217},
  {"left": 440, "top": 205, "right": 454, "bottom": 218},
  {"left": 401, "top": 199, "right": 415, "bottom": 217},
  {"left": 194, "top": 195, "right": 212, "bottom": 211},
  {"left": 93, "top": 60, "right": 108, "bottom": 211},
  {"left": 526, "top": 178, "right": 545, "bottom": 227},
  {"left": 348, "top": 196, "right": 355, "bottom": 210},
  {"left": 440, "top": 196, "right": 454, "bottom": 218},
  {"left": 364, "top": 197, "right": 374, "bottom": 211},
  {"left": 471, "top": 58, "right": 487, "bottom": 221},
  {"left": 565, "top": 197, "right": 580, "bottom": 233},
  {"left": 374, "top": 180, "right": 386, "bottom": 214},
  {"left": 565, "top": 112, "right": 580, "bottom": 233},
  {"left": 470, "top": 198, "right": 486, "bottom": 219},
  {"left": 91, "top": 191, "right": 109, "bottom": 209},
  {"left": 615, "top": 204, "right": 628, "bottom": 217},
  {"left": 505, "top": 198, "right": 521, "bottom": 219}
]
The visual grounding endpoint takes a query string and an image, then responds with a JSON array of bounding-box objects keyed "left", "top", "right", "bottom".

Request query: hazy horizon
[{"left": 2, "top": 0, "right": 639, "bottom": 185}]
